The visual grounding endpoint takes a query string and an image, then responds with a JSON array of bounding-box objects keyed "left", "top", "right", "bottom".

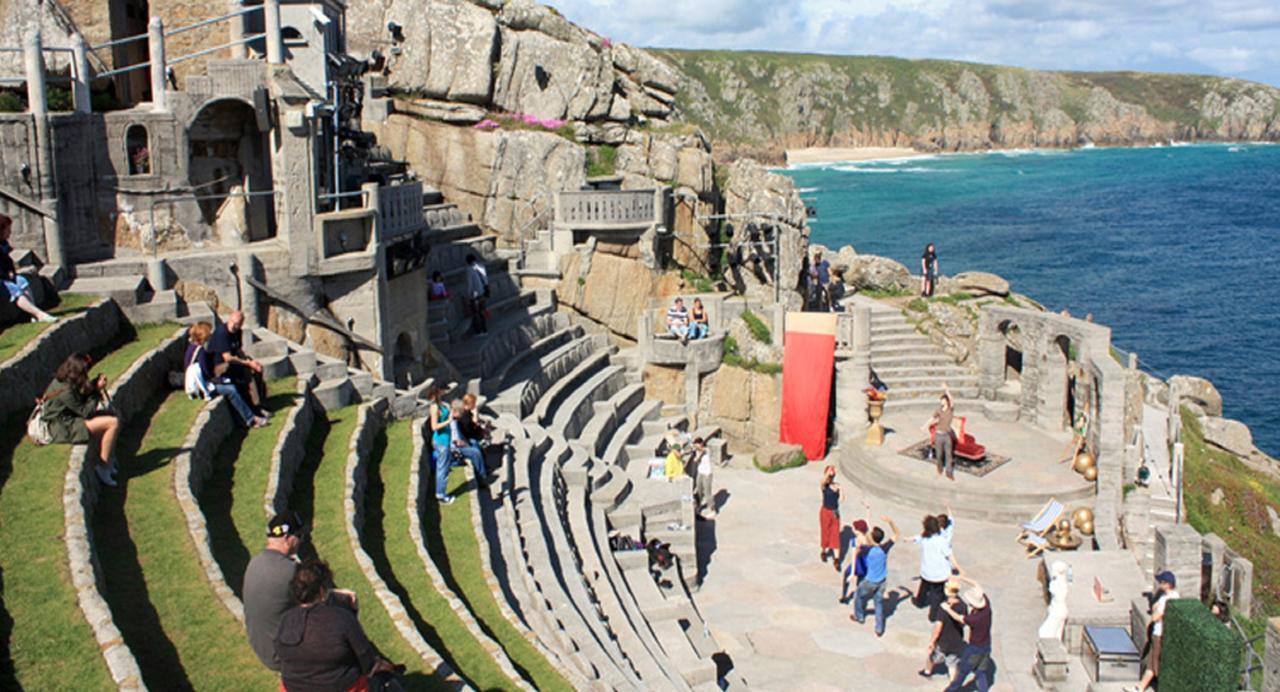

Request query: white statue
[{"left": 1039, "top": 560, "right": 1070, "bottom": 640}]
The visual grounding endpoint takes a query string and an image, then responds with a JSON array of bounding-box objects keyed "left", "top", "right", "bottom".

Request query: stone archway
[
  {"left": 999, "top": 319, "right": 1024, "bottom": 383},
  {"left": 1041, "top": 334, "right": 1074, "bottom": 431},
  {"left": 187, "top": 98, "right": 274, "bottom": 242}
]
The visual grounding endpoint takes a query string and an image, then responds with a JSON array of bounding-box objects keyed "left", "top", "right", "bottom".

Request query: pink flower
[
  {"left": 601, "top": 38, "right": 612, "bottom": 49},
  {"left": 474, "top": 119, "right": 500, "bottom": 130}
]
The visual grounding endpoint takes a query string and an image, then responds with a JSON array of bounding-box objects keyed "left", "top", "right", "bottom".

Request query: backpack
[
  {"left": 26, "top": 395, "right": 56, "bottom": 445},
  {"left": 184, "top": 345, "right": 213, "bottom": 400}
]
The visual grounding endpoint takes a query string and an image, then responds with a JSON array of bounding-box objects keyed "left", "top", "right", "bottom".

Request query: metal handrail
[
  {"left": 166, "top": 4, "right": 263, "bottom": 37},
  {"left": 91, "top": 33, "right": 148, "bottom": 52},
  {"left": 168, "top": 33, "right": 265, "bottom": 66},
  {"left": 96, "top": 61, "right": 150, "bottom": 79}
]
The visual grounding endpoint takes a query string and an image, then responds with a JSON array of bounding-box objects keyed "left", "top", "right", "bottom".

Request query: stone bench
[
  {"left": 485, "top": 322, "right": 580, "bottom": 396},
  {"left": 0, "top": 298, "right": 122, "bottom": 420},
  {"left": 494, "top": 334, "right": 602, "bottom": 418},
  {"left": 529, "top": 349, "right": 613, "bottom": 428},
  {"left": 575, "top": 383, "right": 646, "bottom": 460},
  {"left": 553, "top": 365, "right": 626, "bottom": 441}
]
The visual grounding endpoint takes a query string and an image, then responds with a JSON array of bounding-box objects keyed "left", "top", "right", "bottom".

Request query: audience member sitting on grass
[
  {"left": 207, "top": 310, "right": 268, "bottom": 418},
  {"left": 689, "top": 298, "right": 710, "bottom": 340},
  {"left": 276, "top": 559, "right": 398, "bottom": 692},
  {"left": 245, "top": 512, "right": 311, "bottom": 672},
  {"left": 449, "top": 399, "right": 488, "bottom": 486},
  {"left": 1, "top": 214, "right": 55, "bottom": 324},
  {"left": 427, "top": 385, "right": 457, "bottom": 505},
  {"left": 457, "top": 393, "right": 494, "bottom": 449},
  {"left": 666, "top": 297, "right": 690, "bottom": 344},
  {"left": 184, "top": 321, "right": 267, "bottom": 428},
  {"left": 428, "top": 271, "right": 449, "bottom": 301},
  {"left": 41, "top": 353, "right": 120, "bottom": 486}
]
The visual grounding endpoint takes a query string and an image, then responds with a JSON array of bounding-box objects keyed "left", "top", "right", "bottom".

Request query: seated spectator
[
  {"left": 275, "top": 560, "right": 397, "bottom": 692},
  {"left": 449, "top": 400, "right": 488, "bottom": 485},
  {"left": 185, "top": 322, "right": 266, "bottom": 428},
  {"left": 666, "top": 297, "right": 690, "bottom": 344},
  {"left": 41, "top": 353, "right": 120, "bottom": 486},
  {"left": 207, "top": 310, "right": 268, "bottom": 417},
  {"left": 1, "top": 214, "right": 55, "bottom": 323},
  {"left": 428, "top": 271, "right": 449, "bottom": 301},
  {"left": 664, "top": 440, "right": 687, "bottom": 482},
  {"left": 689, "top": 298, "right": 710, "bottom": 340},
  {"left": 245, "top": 512, "right": 308, "bottom": 672},
  {"left": 457, "top": 393, "right": 493, "bottom": 449}
]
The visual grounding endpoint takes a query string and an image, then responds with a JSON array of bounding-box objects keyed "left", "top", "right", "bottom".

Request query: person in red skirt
[{"left": 819, "top": 465, "right": 844, "bottom": 569}]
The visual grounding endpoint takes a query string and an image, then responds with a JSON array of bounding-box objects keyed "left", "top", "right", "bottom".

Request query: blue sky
[{"left": 550, "top": 0, "right": 1280, "bottom": 86}]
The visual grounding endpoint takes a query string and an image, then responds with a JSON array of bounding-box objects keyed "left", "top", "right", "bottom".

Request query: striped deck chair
[{"left": 1017, "top": 499, "right": 1064, "bottom": 546}]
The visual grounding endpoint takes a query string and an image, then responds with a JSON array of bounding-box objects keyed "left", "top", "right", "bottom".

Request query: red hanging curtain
[{"left": 779, "top": 312, "right": 837, "bottom": 460}]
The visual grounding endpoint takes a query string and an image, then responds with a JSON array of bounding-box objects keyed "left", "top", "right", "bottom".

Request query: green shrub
[
  {"left": 860, "top": 286, "right": 911, "bottom": 298},
  {"left": 741, "top": 308, "right": 772, "bottom": 344},
  {"left": 586, "top": 145, "right": 618, "bottom": 177},
  {"left": 680, "top": 269, "right": 719, "bottom": 293},
  {"left": 931, "top": 291, "right": 973, "bottom": 305},
  {"left": 1002, "top": 294, "right": 1023, "bottom": 307},
  {"left": 0, "top": 91, "right": 22, "bottom": 112},
  {"left": 907, "top": 298, "right": 928, "bottom": 312},
  {"left": 1159, "top": 599, "right": 1244, "bottom": 692},
  {"left": 722, "top": 334, "right": 782, "bottom": 374}
]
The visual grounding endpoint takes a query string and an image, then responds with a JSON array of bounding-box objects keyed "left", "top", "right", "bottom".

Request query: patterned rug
[{"left": 897, "top": 440, "right": 1012, "bottom": 477}]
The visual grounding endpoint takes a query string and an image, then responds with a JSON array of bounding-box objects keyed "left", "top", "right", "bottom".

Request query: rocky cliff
[{"left": 658, "top": 50, "right": 1280, "bottom": 162}]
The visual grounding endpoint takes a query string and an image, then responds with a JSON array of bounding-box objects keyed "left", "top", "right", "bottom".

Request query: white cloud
[{"left": 546, "top": 0, "right": 1280, "bottom": 85}]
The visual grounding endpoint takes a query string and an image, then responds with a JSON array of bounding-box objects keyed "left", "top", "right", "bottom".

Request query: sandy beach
[{"left": 784, "top": 146, "right": 927, "bottom": 166}]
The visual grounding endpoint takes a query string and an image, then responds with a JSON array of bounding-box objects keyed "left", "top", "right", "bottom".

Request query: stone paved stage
[{"left": 696, "top": 460, "right": 1061, "bottom": 691}]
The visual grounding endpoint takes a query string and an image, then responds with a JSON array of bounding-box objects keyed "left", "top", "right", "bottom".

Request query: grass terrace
[
  {"left": 430, "top": 468, "right": 576, "bottom": 692},
  {"left": 95, "top": 387, "right": 274, "bottom": 689},
  {"left": 299, "top": 408, "right": 445, "bottom": 690},
  {"left": 369, "top": 421, "right": 520, "bottom": 689},
  {"left": 201, "top": 378, "right": 300, "bottom": 595},
  {"left": 0, "top": 293, "right": 99, "bottom": 363},
  {"left": 0, "top": 320, "right": 174, "bottom": 690}
]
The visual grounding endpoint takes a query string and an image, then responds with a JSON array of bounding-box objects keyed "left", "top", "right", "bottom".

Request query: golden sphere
[
  {"left": 1083, "top": 466, "right": 1098, "bottom": 482},
  {"left": 1073, "top": 452, "right": 1096, "bottom": 473},
  {"left": 1057, "top": 518, "right": 1072, "bottom": 534},
  {"left": 1079, "top": 519, "right": 1095, "bottom": 536},
  {"left": 1072, "top": 507, "right": 1095, "bottom": 528}
]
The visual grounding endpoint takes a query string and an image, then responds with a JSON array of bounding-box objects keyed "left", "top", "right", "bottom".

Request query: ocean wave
[
  {"left": 830, "top": 164, "right": 953, "bottom": 174},
  {"left": 796, "top": 186, "right": 821, "bottom": 193}
]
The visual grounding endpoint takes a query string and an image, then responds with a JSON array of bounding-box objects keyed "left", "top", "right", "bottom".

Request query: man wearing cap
[
  {"left": 244, "top": 512, "right": 307, "bottom": 671},
  {"left": 941, "top": 575, "right": 994, "bottom": 692},
  {"left": 1126, "top": 571, "right": 1179, "bottom": 692}
]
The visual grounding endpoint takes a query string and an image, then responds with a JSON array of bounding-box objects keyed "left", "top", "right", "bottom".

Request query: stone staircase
[{"left": 854, "top": 297, "right": 1019, "bottom": 420}]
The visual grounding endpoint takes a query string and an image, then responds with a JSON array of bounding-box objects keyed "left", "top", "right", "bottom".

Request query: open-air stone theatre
[{"left": 0, "top": 0, "right": 1276, "bottom": 691}]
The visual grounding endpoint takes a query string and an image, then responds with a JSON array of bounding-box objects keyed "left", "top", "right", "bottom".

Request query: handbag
[{"left": 26, "top": 397, "right": 55, "bottom": 445}]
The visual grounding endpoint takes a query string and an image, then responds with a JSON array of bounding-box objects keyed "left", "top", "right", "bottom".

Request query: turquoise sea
[{"left": 782, "top": 143, "right": 1280, "bottom": 455}]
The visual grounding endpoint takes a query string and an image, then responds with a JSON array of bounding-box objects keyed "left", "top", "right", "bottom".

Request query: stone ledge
[
  {"left": 174, "top": 397, "right": 245, "bottom": 623},
  {"left": 62, "top": 327, "right": 186, "bottom": 690},
  {"left": 343, "top": 401, "right": 464, "bottom": 687},
  {"left": 0, "top": 298, "right": 122, "bottom": 420},
  {"left": 265, "top": 377, "right": 319, "bottom": 516}
]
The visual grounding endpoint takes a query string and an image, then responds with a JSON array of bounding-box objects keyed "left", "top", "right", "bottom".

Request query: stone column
[
  {"left": 146, "top": 258, "right": 169, "bottom": 292},
  {"left": 1263, "top": 617, "right": 1280, "bottom": 692},
  {"left": 236, "top": 249, "right": 260, "bottom": 328},
  {"left": 1154, "top": 523, "right": 1202, "bottom": 599},
  {"left": 835, "top": 305, "right": 871, "bottom": 443},
  {"left": 976, "top": 310, "right": 1004, "bottom": 399},
  {"left": 25, "top": 32, "right": 66, "bottom": 269},
  {"left": 227, "top": 0, "right": 248, "bottom": 59},
  {"left": 264, "top": 0, "right": 284, "bottom": 65},
  {"left": 148, "top": 17, "right": 167, "bottom": 113},
  {"left": 71, "top": 34, "right": 92, "bottom": 114}
]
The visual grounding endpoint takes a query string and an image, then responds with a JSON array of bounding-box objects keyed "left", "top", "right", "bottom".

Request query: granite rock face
[
  {"left": 348, "top": 0, "right": 677, "bottom": 124},
  {"left": 1201, "top": 416, "right": 1254, "bottom": 458},
  {"left": 1169, "top": 374, "right": 1224, "bottom": 417},
  {"left": 951, "top": 271, "right": 1011, "bottom": 297},
  {"left": 721, "top": 159, "right": 811, "bottom": 307}
]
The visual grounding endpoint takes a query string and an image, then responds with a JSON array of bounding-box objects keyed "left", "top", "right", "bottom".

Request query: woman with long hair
[
  {"left": 185, "top": 321, "right": 266, "bottom": 428},
  {"left": 819, "top": 465, "right": 844, "bottom": 568},
  {"left": 426, "top": 385, "right": 456, "bottom": 504},
  {"left": 41, "top": 353, "right": 121, "bottom": 485}
]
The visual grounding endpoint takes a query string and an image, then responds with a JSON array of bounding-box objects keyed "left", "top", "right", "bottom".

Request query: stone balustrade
[{"left": 555, "top": 189, "right": 660, "bottom": 230}]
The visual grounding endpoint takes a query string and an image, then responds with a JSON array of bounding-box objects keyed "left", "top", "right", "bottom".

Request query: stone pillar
[
  {"left": 1202, "top": 533, "right": 1228, "bottom": 600},
  {"left": 264, "top": 0, "right": 284, "bottom": 65},
  {"left": 976, "top": 310, "right": 1004, "bottom": 399},
  {"left": 1154, "top": 523, "right": 1202, "bottom": 599},
  {"left": 228, "top": 0, "right": 248, "bottom": 59},
  {"left": 25, "top": 32, "right": 66, "bottom": 269},
  {"left": 1263, "top": 617, "right": 1280, "bottom": 692},
  {"left": 1231, "top": 555, "right": 1254, "bottom": 616},
  {"left": 835, "top": 305, "right": 871, "bottom": 443},
  {"left": 71, "top": 34, "right": 92, "bottom": 114},
  {"left": 146, "top": 258, "right": 169, "bottom": 292},
  {"left": 236, "top": 249, "right": 260, "bottom": 328},
  {"left": 148, "top": 17, "right": 167, "bottom": 113}
]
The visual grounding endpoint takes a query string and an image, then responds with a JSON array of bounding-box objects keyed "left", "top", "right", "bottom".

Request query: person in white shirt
[
  {"left": 465, "top": 254, "right": 488, "bottom": 335},
  {"left": 1126, "top": 571, "right": 1179, "bottom": 692},
  {"left": 692, "top": 437, "right": 716, "bottom": 519},
  {"left": 912, "top": 514, "right": 962, "bottom": 611}
]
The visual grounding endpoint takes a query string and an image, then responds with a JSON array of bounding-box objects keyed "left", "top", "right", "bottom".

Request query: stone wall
[
  {"left": 266, "top": 378, "right": 319, "bottom": 515},
  {"left": 555, "top": 248, "right": 683, "bottom": 341},
  {"left": 698, "top": 363, "right": 781, "bottom": 453},
  {"left": 0, "top": 298, "right": 121, "bottom": 419},
  {"left": 720, "top": 158, "right": 811, "bottom": 308}
]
